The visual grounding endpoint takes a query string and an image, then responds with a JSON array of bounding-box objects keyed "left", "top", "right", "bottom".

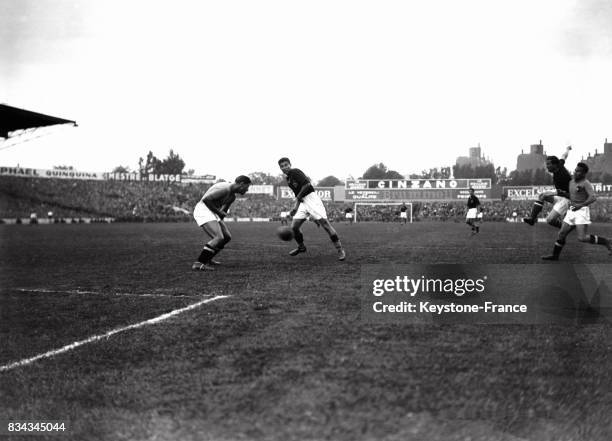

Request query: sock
[
  {"left": 552, "top": 240, "right": 564, "bottom": 258},
  {"left": 198, "top": 244, "right": 218, "bottom": 264},
  {"left": 530, "top": 202, "right": 544, "bottom": 220},
  {"left": 590, "top": 235, "right": 610, "bottom": 247},
  {"left": 549, "top": 218, "right": 562, "bottom": 229},
  {"left": 294, "top": 230, "right": 304, "bottom": 246},
  {"left": 329, "top": 233, "right": 342, "bottom": 250}
]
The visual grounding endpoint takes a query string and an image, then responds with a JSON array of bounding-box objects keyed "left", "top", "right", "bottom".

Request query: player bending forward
[
  {"left": 278, "top": 157, "right": 346, "bottom": 260},
  {"left": 523, "top": 146, "right": 572, "bottom": 228},
  {"left": 466, "top": 188, "right": 481, "bottom": 235},
  {"left": 542, "top": 162, "right": 612, "bottom": 260},
  {"left": 191, "top": 175, "right": 252, "bottom": 270}
]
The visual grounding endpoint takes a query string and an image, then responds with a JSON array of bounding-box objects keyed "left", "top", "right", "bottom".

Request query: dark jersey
[
  {"left": 286, "top": 168, "right": 314, "bottom": 198},
  {"left": 552, "top": 159, "right": 571, "bottom": 194},
  {"left": 400, "top": 204, "right": 408, "bottom": 212},
  {"left": 467, "top": 195, "right": 480, "bottom": 209}
]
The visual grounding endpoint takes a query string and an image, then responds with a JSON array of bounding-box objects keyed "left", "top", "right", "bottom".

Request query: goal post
[{"left": 353, "top": 202, "right": 413, "bottom": 223}]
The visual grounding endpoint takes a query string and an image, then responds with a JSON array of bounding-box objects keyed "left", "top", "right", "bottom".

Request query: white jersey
[
  {"left": 194, "top": 182, "right": 232, "bottom": 226},
  {"left": 199, "top": 182, "right": 232, "bottom": 207}
]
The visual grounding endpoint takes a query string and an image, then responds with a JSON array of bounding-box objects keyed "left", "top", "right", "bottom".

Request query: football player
[
  {"left": 278, "top": 157, "right": 346, "bottom": 260},
  {"left": 191, "top": 175, "right": 252, "bottom": 270},
  {"left": 465, "top": 188, "right": 481, "bottom": 235},
  {"left": 523, "top": 146, "right": 572, "bottom": 228},
  {"left": 542, "top": 162, "right": 612, "bottom": 260}
]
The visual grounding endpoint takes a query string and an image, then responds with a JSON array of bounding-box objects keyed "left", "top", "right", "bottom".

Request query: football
[{"left": 276, "top": 226, "right": 294, "bottom": 241}]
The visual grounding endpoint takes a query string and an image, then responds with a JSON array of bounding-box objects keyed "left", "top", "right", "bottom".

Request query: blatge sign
[{"left": 105, "top": 172, "right": 181, "bottom": 182}]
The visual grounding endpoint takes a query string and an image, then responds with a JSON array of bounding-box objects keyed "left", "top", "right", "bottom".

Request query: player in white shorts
[
  {"left": 465, "top": 188, "right": 481, "bottom": 235},
  {"left": 542, "top": 162, "right": 612, "bottom": 260},
  {"left": 278, "top": 157, "right": 346, "bottom": 260},
  {"left": 191, "top": 175, "right": 251, "bottom": 270},
  {"left": 399, "top": 202, "right": 409, "bottom": 225}
]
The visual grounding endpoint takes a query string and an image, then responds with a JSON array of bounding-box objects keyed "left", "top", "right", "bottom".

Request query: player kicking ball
[
  {"left": 278, "top": 157, "right": 346, "bottom": 261},
  {"left": 542, "top": 162, "right": 612, "bottom": 260},
  {"left": 191, "top": 175, "right": 252, "bottom": 270},
  {"left": 523, "top": 146, "right": 572, "bottom": 228},
  {"left": 465, "top": 188, "right": 481, "bottom": 235}
]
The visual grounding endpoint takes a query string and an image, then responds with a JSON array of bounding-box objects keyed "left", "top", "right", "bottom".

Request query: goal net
[{"left": 353, "top": 202, "right": 413, "bottom": 223}]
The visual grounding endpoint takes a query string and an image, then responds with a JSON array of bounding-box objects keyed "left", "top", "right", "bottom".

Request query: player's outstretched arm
[{"left": 561, "top": 145, "right": 572, "bottom": 161}]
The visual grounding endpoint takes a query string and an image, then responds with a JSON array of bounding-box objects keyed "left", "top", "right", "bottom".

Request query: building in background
[
  {"left": 455, "top": 144, "right": 492, "bottom": 168},
  {"left": 583, "top": 139, "right": 612, "bottom": 181},
  {"left": 516, "top": 141, "right": 547, "bottom": 172}
]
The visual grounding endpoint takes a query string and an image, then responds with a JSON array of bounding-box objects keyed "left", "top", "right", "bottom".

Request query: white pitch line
[
  {"left": 14, "top": 288, "right": 200, "bottom": 299},
  {"left": 0, "top": 295, "right": 229, "bottom": 372}
]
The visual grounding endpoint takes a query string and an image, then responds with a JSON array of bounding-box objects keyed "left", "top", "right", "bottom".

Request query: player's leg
[
  {"left": 524, "top": 192, "right": 555, "bottom": 225},
  {"left": 318, "top": 218, "right": 346, "bottom": 260},
  {"left": 301, "top": 193, "right": 345, "bottom": 259},
  {"left": 194, "top": 221, "right": 226, "bottom": 269},
  {"left": 546, "top": 197, "right": 569, "bottom": 228},
  {"left": 545, "top": 210, "right": 563, "bottom": 229},
  {"left": 289, "top": 217, "right": 307, "bottom": 256},
  {"left": 205, "top": 221, "right": 232, "bottom": 265},
  {"left": 466, "top": 209, "right": 476, "bottom": 233},
  {"left": 542, "top": 222, "right": 574, "bottom": 260},
  {"left": 576, "top": 224, "right": 612, "bottom": 254}
]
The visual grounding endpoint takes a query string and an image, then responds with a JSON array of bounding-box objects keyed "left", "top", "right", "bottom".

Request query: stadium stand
[{"left": 2, "top": 176, "right": 611, "bottom": 223}]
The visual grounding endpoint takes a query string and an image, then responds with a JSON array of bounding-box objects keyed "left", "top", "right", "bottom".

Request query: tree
[
  {"left": 138, "top": 149, "right": 185, "bottom": 175},
  {"left": 361, "top": 163, "right": 404, "bottom": 179},
  {"left": 317, "top": 175, "right": 343, "bottom": 187},
  {"left": 139, "top": 151, "right": 161, "bottom": 175},
  {"left": 112, "top": 165, "right": 130, "bottom": 173},
  {"left": 158, "top": 149, "right": 185, "bottom": 175}
]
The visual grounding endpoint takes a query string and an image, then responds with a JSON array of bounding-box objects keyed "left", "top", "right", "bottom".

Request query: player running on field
[
  {"left": 542, "top": 162, "right": 612, "bottom": 260},
  {"left": 278, "top": 157, "right": 346, "bottom": 260},
  {"left": 465, "top": 188, "right": 481, "bottom": 235},
  {"left": 191, "top": 175, "right": 252, "bottom": 270},
  {"left": 523, "top": 146, "right": 572, "bottom": 228}
]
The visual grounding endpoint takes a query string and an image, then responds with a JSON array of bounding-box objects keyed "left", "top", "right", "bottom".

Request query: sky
[{"left": 1, "top": 0, "right": 611, "bottom": 182}]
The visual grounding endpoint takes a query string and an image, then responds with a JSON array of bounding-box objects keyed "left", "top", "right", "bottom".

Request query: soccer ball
[{"left": 276, "top": 226, "right": 294, "bottom": 241}]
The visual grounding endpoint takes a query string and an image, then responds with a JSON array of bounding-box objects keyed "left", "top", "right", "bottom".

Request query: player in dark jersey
[
  {"left": 399, "top": 202, "right": 409, "bottom": 225},
  {"left": 542, "top": 162, "right": 612, "bottom": 260},
  {"left": 278, "top": 157, "right": 346, "bottom": 260},
  {"left": 191, "top": 176, "right": 252, "bottom": 270},
  {"left": 523, "top": 146, "right": 572, "bottom": 228},
  {"left": 465, "top": 188, "right": 481, "bottom": 234}
]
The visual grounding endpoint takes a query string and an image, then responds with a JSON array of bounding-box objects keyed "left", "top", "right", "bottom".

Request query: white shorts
[
  {"left": 193, "top": 201, "right": 220, "bottom": 226},
  {"left": 345, "top": 213, "right": 353, "bottom": 219},
  {"left": 552, "top": 196, "right": 570, "bottom": 216},
  {"left": 400, "top": 212, "right": 408, "bottom": 219},
  {"left": 563, "top": 206, "right": 591, "bottom": 226},
  {"left": 466, "top": 208, "right": 478, "bottom": 220},
  {"left": 294, "top": 192, "right": 327, "bottom": 220}
]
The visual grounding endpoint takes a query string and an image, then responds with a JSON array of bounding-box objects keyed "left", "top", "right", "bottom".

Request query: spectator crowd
[{"left": 1, "top": 176, "right": 611, "bottom": 223}]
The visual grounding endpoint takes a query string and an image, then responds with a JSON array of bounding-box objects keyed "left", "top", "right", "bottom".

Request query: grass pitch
[{"left": 1, "top": 221, "right": 612, "bottom": 441}]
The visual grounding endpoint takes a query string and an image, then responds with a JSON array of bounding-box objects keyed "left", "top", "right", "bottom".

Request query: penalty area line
[{"left": 0, "top": 295, "right": 230, "bottom": 373}]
